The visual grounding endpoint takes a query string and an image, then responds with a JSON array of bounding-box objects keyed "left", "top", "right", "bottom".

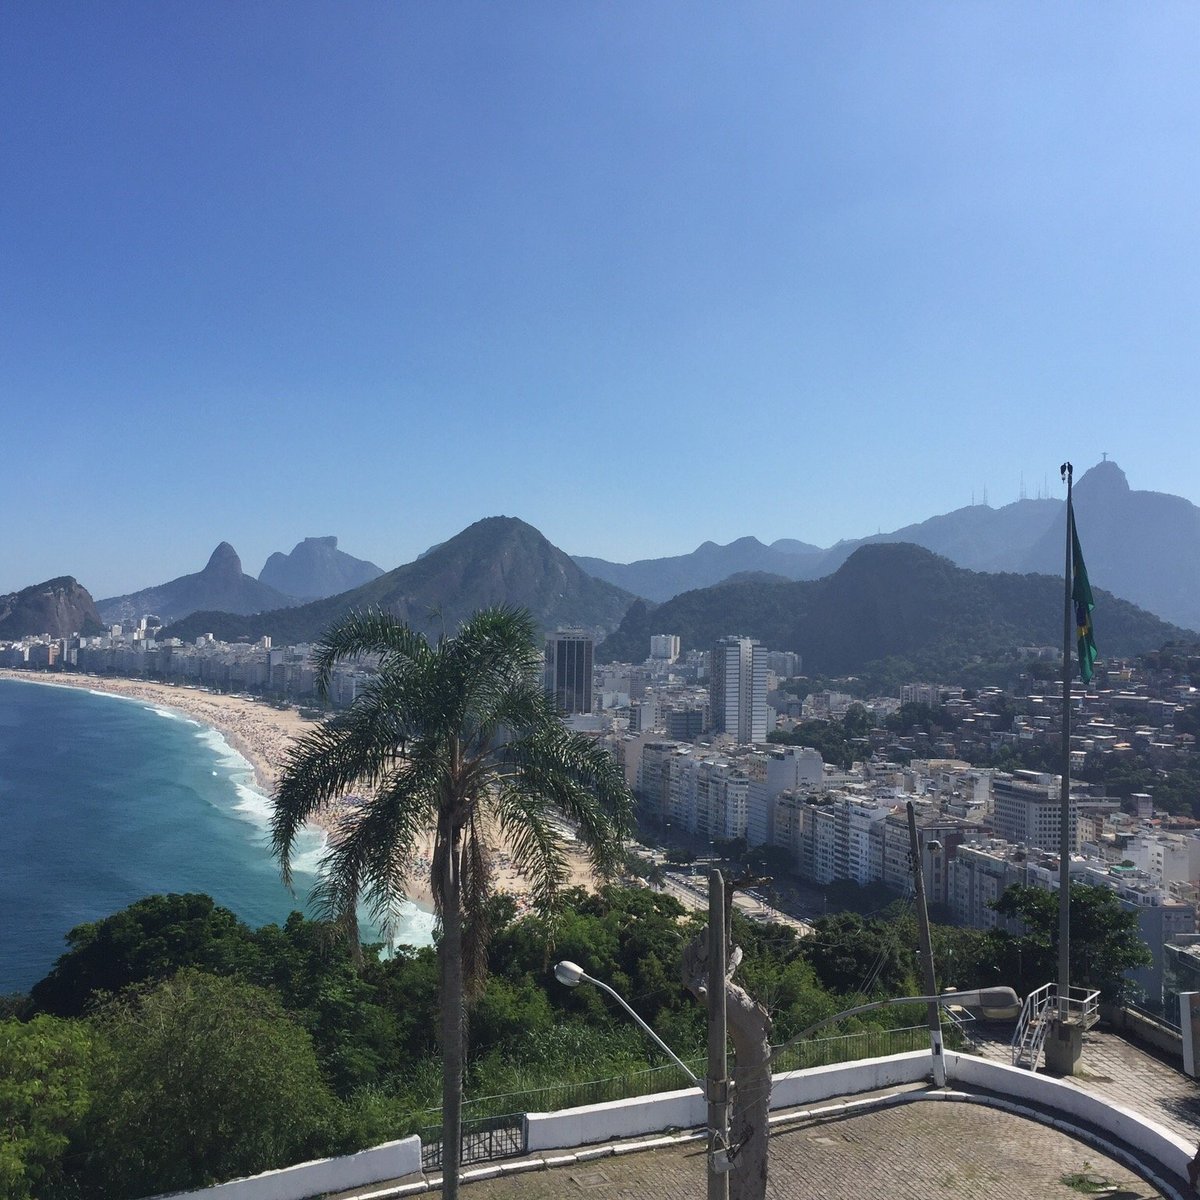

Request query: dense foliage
[{"left": 1, "top": 878, "right": 1152, "bottom": 1198}]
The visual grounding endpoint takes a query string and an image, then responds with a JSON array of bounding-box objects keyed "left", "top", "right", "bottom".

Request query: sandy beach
[{"left": 0, "top": 670, "right": 596, "bottom": 914}]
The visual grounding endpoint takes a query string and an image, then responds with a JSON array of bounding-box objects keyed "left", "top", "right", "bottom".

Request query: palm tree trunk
[{"left": 440, "top": 822, "right": 465, "bottom": 1200}]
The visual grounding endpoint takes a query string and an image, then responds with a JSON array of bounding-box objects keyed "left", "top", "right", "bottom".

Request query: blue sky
[{"left": 3, "top": 3, "right": 1198, "bottom": 598}]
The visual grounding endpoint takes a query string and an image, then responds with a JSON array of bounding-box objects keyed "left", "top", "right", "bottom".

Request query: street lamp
[
  {"left": 768, "top": 987, "right": 1021, "bottom": 1066},
  {"left": 555, "top": 960, "right": 731, "bottom": 1195},
  {"left": 553, "top": 960, "right": 699, "bottom": 1084}
]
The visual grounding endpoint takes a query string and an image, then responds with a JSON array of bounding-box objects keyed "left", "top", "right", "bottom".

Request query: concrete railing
[
  {"left": 160, "top": 1048, "right": 1198, "bottom": 1197},
  {"left": 525, "top": 1052, "right": 933, "bottom": 1151},
  {"left": 526, "top": 1048, "right": 1194, "bottom": 1191},
  {"left": 147, "top": 1136, "right": 422, "bottom": 1200},
  {"left": 943, "top": 1052, "right": 1194, "bottom": 1186}
]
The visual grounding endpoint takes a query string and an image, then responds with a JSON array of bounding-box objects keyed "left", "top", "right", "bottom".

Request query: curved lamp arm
[{"left": 555, "top": 960, "right": 701, "bottom": 1085}]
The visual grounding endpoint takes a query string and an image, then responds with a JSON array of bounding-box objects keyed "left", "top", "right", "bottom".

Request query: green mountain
[
  {"left": 160, "top": 517, "right": 635, "bottom": 644},
  {"left": 97, "top": 544, "right": 296, "bottom": 626},
  {"left": 0, "top": 576, "right": 104, "bottom": 639},
  {"left": 597, "top": 542, "right": 1190, "bottom": 676}
]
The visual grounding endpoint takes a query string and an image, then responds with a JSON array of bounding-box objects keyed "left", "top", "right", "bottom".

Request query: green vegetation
[
  {"left": 987, "top": 884, "right": 1151, "bottom": 1003},
  {"left": 0, "top": 1016, "right": 92, "bottom": 1200},
  {"left": 1, "top": 875, "right": 1153, "bottom": 1197},
  {"left": 767, "top": 711, "right": 867, "bottom": 769},
  {"left": 270, "top": 606, "right": 633, "bottom": 1200}
]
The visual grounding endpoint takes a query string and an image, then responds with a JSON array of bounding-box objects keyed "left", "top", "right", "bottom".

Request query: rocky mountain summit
[{"left": 0, "top": 577, "right": 104, "bottom": 639}]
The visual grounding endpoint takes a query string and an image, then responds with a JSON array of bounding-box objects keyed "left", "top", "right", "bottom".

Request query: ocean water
[{"left": 0, "top": 678, "right": 436, "bottom": 995}]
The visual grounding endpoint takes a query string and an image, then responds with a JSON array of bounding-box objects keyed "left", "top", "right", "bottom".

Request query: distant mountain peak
[
  {"left": 257, "top": 536, "right": 384, "bottom": 602},
  {"left": 98, "top": 544, "right": 293, "bottom": 626},
  {"left": 164, "top": 516, "right": 635, "bottom": 645},
  {"left": 0, "top": 576, "right": 104, "bottom": 639},
  {"left": 204, "top": 542, "right": 242, "bottom": 575},
  {"left": 1075, "top": 458, "right": 1129, "bottom": 496}
]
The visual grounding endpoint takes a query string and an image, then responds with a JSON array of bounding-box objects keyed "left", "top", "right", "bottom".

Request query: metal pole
[
  {"left": 707, "top": 868, "right": 729, "bottom": 1200},
  {"left": 1059, "top": 463, "right": 1074, "bottom": 1020},
  {"left": 906, "top": 802, "right": 945, "bottom": 1086}
]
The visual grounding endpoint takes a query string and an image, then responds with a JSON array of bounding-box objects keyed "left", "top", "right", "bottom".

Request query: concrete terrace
[{"left": 331, "top": 1034, "right": 1200, "bottom": 1200}]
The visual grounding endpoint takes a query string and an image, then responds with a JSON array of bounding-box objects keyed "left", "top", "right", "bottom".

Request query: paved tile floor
[
  {"left": 973, "top": 1024, "right": 1200, "bottom": 1141},
  {"left": 432, "top": 1101, "right": 1166, "bottom": 1199}
]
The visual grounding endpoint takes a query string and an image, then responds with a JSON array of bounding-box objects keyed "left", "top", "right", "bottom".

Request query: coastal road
[{"left": 652, "top": 868, "right": 813, "bottom": 938}]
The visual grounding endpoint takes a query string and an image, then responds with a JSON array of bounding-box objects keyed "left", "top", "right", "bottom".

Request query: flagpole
[{"left": 1058, "top": 462, "right": 1073, "bottom": 1019}]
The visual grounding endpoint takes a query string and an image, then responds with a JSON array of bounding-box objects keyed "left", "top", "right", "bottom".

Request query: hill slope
[
  {"left": 597, "top": 542, "right": 1190, "bottom": 677},
  {"left": 258, "top": 536, "right": 384, "bottom": 601},
  {"left": 97, "top": 544, "right": 296, "bottom": 626},
  {"left": 161, "top": 517, "right": 635, "bottom": 644},
  {"left": 0, "top": 577, "right": 104, "bottom": 639}
]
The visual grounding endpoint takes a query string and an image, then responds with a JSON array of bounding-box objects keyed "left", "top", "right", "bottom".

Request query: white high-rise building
[
  {"left": 709, "top": 635, "right": 768, "bottom": 745},
  {"left": 650, "top": 634, "right": 681, "bottom": 663}
]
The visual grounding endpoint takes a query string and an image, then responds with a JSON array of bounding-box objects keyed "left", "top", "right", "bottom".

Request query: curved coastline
[
  {"left": 0, "top": 669, "right": 599, "bottom": 918},
  {"left": 0, "top": 670, "right": 450, "bottom": 915}
]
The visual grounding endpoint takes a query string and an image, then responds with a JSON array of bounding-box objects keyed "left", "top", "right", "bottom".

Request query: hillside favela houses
[{"left": 5, "top": 619, "right": 1200, "bottom": 1014}]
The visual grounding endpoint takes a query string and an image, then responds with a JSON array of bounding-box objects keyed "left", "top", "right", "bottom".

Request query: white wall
[
  {"left": 525, "top": 1053, "right": 934, "bottom": 1152},
  {"left": 147, "top": 1136, "right": 422, "bottom": 1200}
]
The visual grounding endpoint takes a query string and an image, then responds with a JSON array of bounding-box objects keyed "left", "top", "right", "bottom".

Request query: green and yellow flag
[{"left": 1071, "top": 504, "right": 1097, "bottom": 683}]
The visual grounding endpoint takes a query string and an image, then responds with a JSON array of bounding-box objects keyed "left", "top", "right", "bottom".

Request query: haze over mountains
[
  {"left": 12, "top": 460, "right": 1200, "bottom": 664},
  {"left": 575, "top": 461, "right": 1200, "bottom": 632},
  {"left": 258, "top": 537, "right": 384, "bottom": 601},
  {"left": 97, "top": 544, "right": 296, "bottom": 626}
]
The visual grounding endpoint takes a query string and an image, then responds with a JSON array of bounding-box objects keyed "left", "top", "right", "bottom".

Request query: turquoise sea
[{"left": 0, "top": 677, "right": 435, "bottom": 995}]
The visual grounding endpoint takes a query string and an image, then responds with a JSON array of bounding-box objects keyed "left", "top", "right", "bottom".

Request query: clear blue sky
[{"left": 3, "top": 3, "right": 1198, "bottom": 598}]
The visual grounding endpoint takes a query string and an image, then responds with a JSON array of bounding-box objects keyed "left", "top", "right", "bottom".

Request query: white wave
[
  {"left": 289, "top": 825, "right": 329, "bottom": 877},
  {"left": 194, "top": 726, "right": 250, "bottom": 767},
  {"left": 148, "top": 704, "right": 195, "bottom": 724},
  {"left": 367, "top": 898, "right": 438, "bottom": 956}
]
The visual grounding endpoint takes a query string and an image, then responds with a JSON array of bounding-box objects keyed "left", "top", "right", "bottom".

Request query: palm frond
[
  {"left": 307, "top": 762, "right": 438, "bottom": 935},
  {"left": 491, "top": 786, "right": 570, "bottom": 914},
  {"left": 494, "top": 725, "right": 633, "bottom": 877},
  {"left": 311, "top": 609, "right": 431, "bottom": 699}
]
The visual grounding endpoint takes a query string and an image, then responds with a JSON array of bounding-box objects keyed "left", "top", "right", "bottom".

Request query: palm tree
[{"left": 270, "top": 606, "right": 633, "bottom": 1199}]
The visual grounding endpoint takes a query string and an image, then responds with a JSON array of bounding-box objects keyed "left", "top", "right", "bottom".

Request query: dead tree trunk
[{"left": 682, "top": 926, "right": 773, "bottom": 1200}]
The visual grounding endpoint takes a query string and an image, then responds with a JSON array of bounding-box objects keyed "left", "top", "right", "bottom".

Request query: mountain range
[
  {"left": 596, "top": 542, "right": 1190, "bottom": 677},
  {"left": 96, "top": 544, "right": 295, "bottom": 627},
  {"left": 575, "top": 461, "right": 1200, "bottom": 632},
  {"left": 159, "top": 517, "right": 634, "bottom": 645}
]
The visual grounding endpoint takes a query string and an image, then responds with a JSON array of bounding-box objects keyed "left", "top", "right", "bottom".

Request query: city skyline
[{"left": 4, "top": 4, "right": 1198, "bottom": 597}]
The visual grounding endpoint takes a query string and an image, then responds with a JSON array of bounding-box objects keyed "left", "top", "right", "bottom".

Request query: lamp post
[
  {"left": 553, "top": 960, "right": 699, "bottom": 1085},
  {"left": 555, "top": 960, "right": 736, "bottom": 1194}
]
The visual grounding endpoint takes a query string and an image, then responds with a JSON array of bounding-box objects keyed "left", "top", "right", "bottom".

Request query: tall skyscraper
[
  {"left": 544, "top": 630, "right": 594, "bottom": 716},
  {"left": 709, "top": 635, "right": 767, "bottom": 744}
]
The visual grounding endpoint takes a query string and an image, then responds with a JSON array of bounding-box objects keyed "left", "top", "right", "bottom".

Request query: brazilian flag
[{"left": 1071, "top": 505, "right": 1097, "bottom": 683}]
